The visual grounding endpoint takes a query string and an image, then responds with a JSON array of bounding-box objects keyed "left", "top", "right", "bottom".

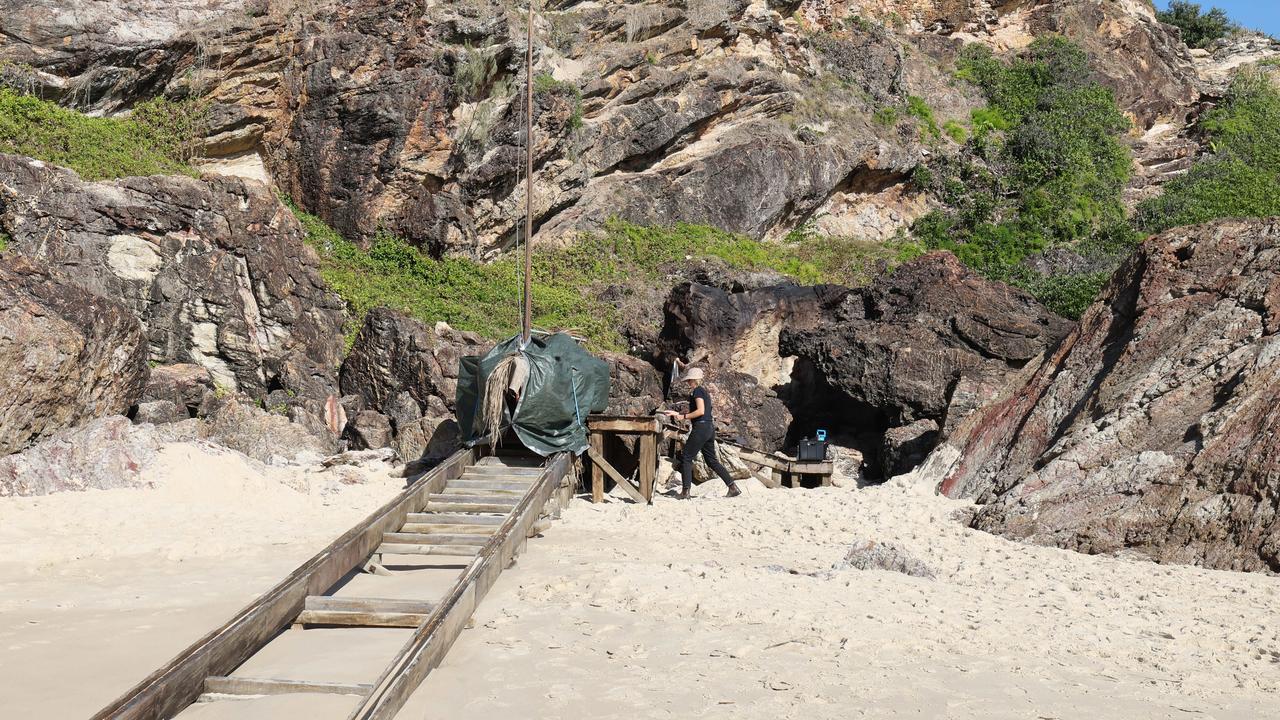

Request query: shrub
[
  {"left": 1157, "top": 1, "right": 1238, "bottom": 49},
  {"left": 0, "top": 89, "right": 202, "bottom": 179},
  {"left": 1136, "top": 71, "right": 1280, "bottom": 233},
  {"left": 943, "top": 119, "right": 967, "bottom": 143},
  {"left": 906, "top": 95, "right": 940, "bottom": 140},
  {"left": 913, "top": 37, "right": 1136, "bottom": 318}
]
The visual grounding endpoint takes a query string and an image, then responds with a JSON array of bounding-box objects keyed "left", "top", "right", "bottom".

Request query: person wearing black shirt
[{"left": 662, "top": 367, "right": 741, "bottom": 499}]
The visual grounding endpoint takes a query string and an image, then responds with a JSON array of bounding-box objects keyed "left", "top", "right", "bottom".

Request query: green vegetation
[
  {"left": 293, "top": 204, "right": 907, "bottom": 350},
  {"left": 455, "top": 45, "right": 498, "bottom": 102},
  {"left": 942, "top": 119, "right": 967, "bottom": 144},
  {"left": 0, "top": 230, "right": 10, "bottom": 253},
  {"left": 1136, "top": 71, "right": 1280, "bottom": 233},
  {"left": 873, "top": 105, "right": 899, "bottom": 127},
  {"left": 912, "top": 37, "right": 1137, "bottom": 318},
  {"left": 1157, "top": 1, "right": 1238, "bottom": 48},
  {"left": 905, "top": 95, "right": 940, "bottom": 140},
  {"left": 534, "top": 73, "right": 584, "bottom": 130},
  {"left": 0, "top": 89, "right": 204, "bottom": 179}
]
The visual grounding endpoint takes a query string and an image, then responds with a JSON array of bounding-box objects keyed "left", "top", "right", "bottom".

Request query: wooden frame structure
[
  {"left": 718, "top": 439, "right": 834, "bottom": 488},
  {"left": 587, "top": 415, "right": 662, "bottom": 504},
  {"left": 91, "top": 446, "right": 573, "bottom": 720}
]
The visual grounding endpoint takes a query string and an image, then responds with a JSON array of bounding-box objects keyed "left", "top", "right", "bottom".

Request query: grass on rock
[
  {"left": 0, "top": 88, "right": 204, "bottom": 180},
  {"left": 292, "top": 205, "right": 905, "bottom": 351}
]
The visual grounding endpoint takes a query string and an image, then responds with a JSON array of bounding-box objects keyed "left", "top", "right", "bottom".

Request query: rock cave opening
[{"left": 777, "top": 358, "right": 893, "bottom": 482}]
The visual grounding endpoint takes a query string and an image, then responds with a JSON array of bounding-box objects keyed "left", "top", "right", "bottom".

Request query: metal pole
[{"left": 521, "top": 0, "right": 535, "bottom": 345}]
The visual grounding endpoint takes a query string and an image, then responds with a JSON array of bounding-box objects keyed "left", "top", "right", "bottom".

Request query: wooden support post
[
  {"left": 638, "top": 433, "right": 656, "bottom": 504},
  {"left": 590, "top": 431, "right": 604, "bottom": 503},
  {"left": 586, "top": 446, "right": 646, "bottom": 504}
]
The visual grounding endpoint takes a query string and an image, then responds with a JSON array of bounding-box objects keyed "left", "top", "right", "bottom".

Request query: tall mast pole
[{"left": 521, "top": 0, "right": 535, "bottom": 346}]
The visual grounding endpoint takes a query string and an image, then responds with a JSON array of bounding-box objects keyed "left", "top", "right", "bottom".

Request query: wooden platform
[
  {"left": 586, "top": 414, "right": 662, "bottom": 504},
  {"left": 719, "top": 439, "right": 834, "bottom": 488}
]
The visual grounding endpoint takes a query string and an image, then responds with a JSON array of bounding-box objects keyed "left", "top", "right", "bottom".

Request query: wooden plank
[
  {"left": 304, "top": 596, "right": 434, "bottom": 614},
  {"left": 405, "top": 512, "right": 504, "bottom": 526},
  {"left": 204, "top": 676, "right": 371, "bottom": 697},
  {"left": 377, "top": 543, "right": 481, "bottom": 557},
  {"left": 447, "top": 479, "right": 532, "bottom": 491},
  {"left": 382, "top": 532, "right": 489, "bottom": 546},
  {"left": 638, "top": 433, "right": 656, "bottom": 504},
  {"left": 586, "top": 446, "right": 646, "bottom": 504},
  {"left": 464, "top": 466, "right": 544, "bottom": 476},
  {"left": 590, "top": 431, "right": 604, "bottom": 504},
  {"left": 429, "top": 493, "right": 519, "bottom": 506},
  {"left": 422, "top": 501, "right": 518, "bottom": 514},
  {"left": 586, "top": 417, "right": 660, "bottom": 433},
  {"left": 89, "top": 446, "right": 478, "bottom": 720},
  {"left": 296, "top": 609, "right": 429, "bottom": 628},
  {"left": 398, "top": 523, "right": 497, "bottom": 535},
  {"left": 349, "top": 454, "right": 572, "bottom": 720}
]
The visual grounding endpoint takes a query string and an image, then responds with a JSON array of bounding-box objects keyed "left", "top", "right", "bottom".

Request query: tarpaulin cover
[{"left": 456, "top": 332, "right": 611, "bottom": 456}]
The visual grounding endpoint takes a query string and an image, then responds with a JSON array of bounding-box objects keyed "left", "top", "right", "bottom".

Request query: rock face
[
  {"left": 0, "top": 416, "right": 163, "bottom": 496},
  {"left": 0, "top": 256, "right": 149, "bottom": 455},
  {"left": 659, "top": 279, "right": 849, "bottom": 451},
  {"left": 781, "top": 252, "right": 1071, "bottom": 476},
  {"left": 339, "top": 309, "right": 489, "bottom": 461},
  {"left": 935, "top": 219, "right": 1280, "bottom": 572},
  {"left": 0, "top": 154, "right": 347, "bottom": 408}
]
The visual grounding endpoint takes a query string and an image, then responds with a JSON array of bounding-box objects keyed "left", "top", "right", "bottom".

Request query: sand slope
[{"left": 403, "top": 474, "right": 1280, "bottom": 719}]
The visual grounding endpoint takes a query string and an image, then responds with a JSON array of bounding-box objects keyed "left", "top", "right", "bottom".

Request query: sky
[{"left": 1154, "top": 0, "right": 1280, "bottom": 37}]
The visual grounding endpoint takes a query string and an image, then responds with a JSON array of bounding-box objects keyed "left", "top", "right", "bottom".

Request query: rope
[{"left": 570, "top": 367, "right": 583, "bottom": 429}]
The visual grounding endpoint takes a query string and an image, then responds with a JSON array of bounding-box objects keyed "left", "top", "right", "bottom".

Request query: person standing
[{"left": 662, "top": 368, "right": 741, "bottom": 499}]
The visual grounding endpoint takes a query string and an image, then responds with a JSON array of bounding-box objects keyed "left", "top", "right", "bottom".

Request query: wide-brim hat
[{"left": 683, "top": 367, "right": 704, "bottom": 382}]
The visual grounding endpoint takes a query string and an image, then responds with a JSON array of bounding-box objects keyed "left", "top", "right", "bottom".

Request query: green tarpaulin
[{"left": 456, "top": 332, "right": 611, "bottom": 457}]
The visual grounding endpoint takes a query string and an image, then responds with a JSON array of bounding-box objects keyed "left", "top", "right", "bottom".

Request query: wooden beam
[
  {"left": 422, "top": 501, "right": 519, "bottom": 514},
  {"left": 446, "top": 479, "right": 532, "bottom": 492},
  {"left": 89, "top": 446, "right": 477, "bottom": 720},
  {"left": 398, "top": 523, "right": 497, "bottom": 535},
  {"left": 428, "top": 493, "right": 519, "bottom": 506},
  {"left": 590, "top": 431, "right": 604, "bottom": 503},
  {"left": 295, "top": 609, "right": 429, "bottom": 628},
  {"left": 376, "top": 543, "right": 481, "bottom": 557},
  {"left": 638, "top": 432, "right": 656, "bottom": 504},
  {"left": 304, "top": 596, "right": 435, "bottom": 614},
  {"left": 349, "top": 454, "right": 573, "bottom": 720},
  {"left": 586, "top": 417, "right": 660, "bottom": 433},
  {"left": 203, "top": 676, "right": 371, "bottom": 697},
  {"left": 405, "top": 512, "right": 504, "bottom": 526},
  {"left": 586, "top": 446, "right": 646, "bottom": 504},
  {"left": 381, "top": 532, "right": 490, "bottom": 546}
]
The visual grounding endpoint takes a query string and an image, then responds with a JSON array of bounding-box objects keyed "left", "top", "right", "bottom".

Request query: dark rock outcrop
[
  {"left": 935, "top": 219, "right": 1280, "bottom": 572},
  {"left": 140, "top": 364, "right": 216, "bottom": 418},
  {"left": 781, "top": 252, "right": 1071, "bottom": 475},
  {"left": 0, "top": 256, "right": 149, "bottom": 455},
  {"left": 339, "top": 309, "right": 488, "bottom": 413},
  {"left": 600, "top": 352, "right": 665, "bottom": 416},
  {"left": 0, "top": 154, "right": 347, "bottom": 409}
]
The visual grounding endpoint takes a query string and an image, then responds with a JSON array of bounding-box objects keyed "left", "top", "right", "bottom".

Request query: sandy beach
[
  {"left": 0, "top": 442, "right": 406, "bottom": 719},
  {"left": 3, "top": 450, "right": 1279, "bottom": 719}
]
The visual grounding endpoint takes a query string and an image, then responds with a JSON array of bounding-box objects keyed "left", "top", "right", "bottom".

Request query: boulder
[
  {"left": 340, "top": 309, "right": 490, "bottom": 416},
  {"left": 882, "top": 419, "right": 940, "bottom": 478},
  {"left": 198, "top": 395, "right": 335, "bottom": 464},
  {"left": 600, "top": 352, "right": 664, "bottom": 416},
  {"left": 347, "top": 410, "right": 395, "bottom": 451},
  {"left": 0, "top": 155, "right": 347, "bottom": 407},
  {"left": 837, "top": 540, "right": 935, "bottom": 579},
  {"left": 692, "top": 441, "right": 754, "bottom": 484},
  {"left": 0, "top": 416, "right": 162, "bottom": 496},
  {"left": 140, "top": 363, "right": 215, "bottom": 418},
  {"left": 781, "top": 252, "right": 1070, "bottom": 476},
  {"left": 935, "top": 219, "right": 1280, "bottom": 572},
  {"left": 0, "top": 256, "right": 149, "bottom": 454}
]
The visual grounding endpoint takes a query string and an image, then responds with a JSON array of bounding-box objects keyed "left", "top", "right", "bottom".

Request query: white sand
[
  {"left": 401, "top": 472, "right": 1280, "bottom": 719},
  {"left": 0, "top": 442, "right": 406, "bottom": 719},
  {"left": 5, "top": 446, "right": 1280, "bottom": 719}
]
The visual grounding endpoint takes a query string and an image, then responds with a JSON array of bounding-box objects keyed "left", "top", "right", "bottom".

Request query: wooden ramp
[{"left": 92, "top": 447, "right": 573, "bottom": 720}]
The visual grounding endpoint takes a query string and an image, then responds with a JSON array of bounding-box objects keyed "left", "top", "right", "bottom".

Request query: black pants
[{"left": 681, "top": 422, "right": 734, "bottom": 492}]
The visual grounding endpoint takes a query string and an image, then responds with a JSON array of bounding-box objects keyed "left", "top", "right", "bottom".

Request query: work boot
[
  {"left": 677, "top": 488, "right": 691, "bottom": 500},
  {"left": 726, "top": 482, "right": 742, "bottom": 498}
]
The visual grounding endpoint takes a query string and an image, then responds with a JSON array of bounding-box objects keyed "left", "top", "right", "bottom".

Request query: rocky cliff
[
  {"left": 0, "top": 0, "right": 1227, "bottom": 255},
  {"left": 933, "top": 219, "right": 1280, "bottom": 572}
]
